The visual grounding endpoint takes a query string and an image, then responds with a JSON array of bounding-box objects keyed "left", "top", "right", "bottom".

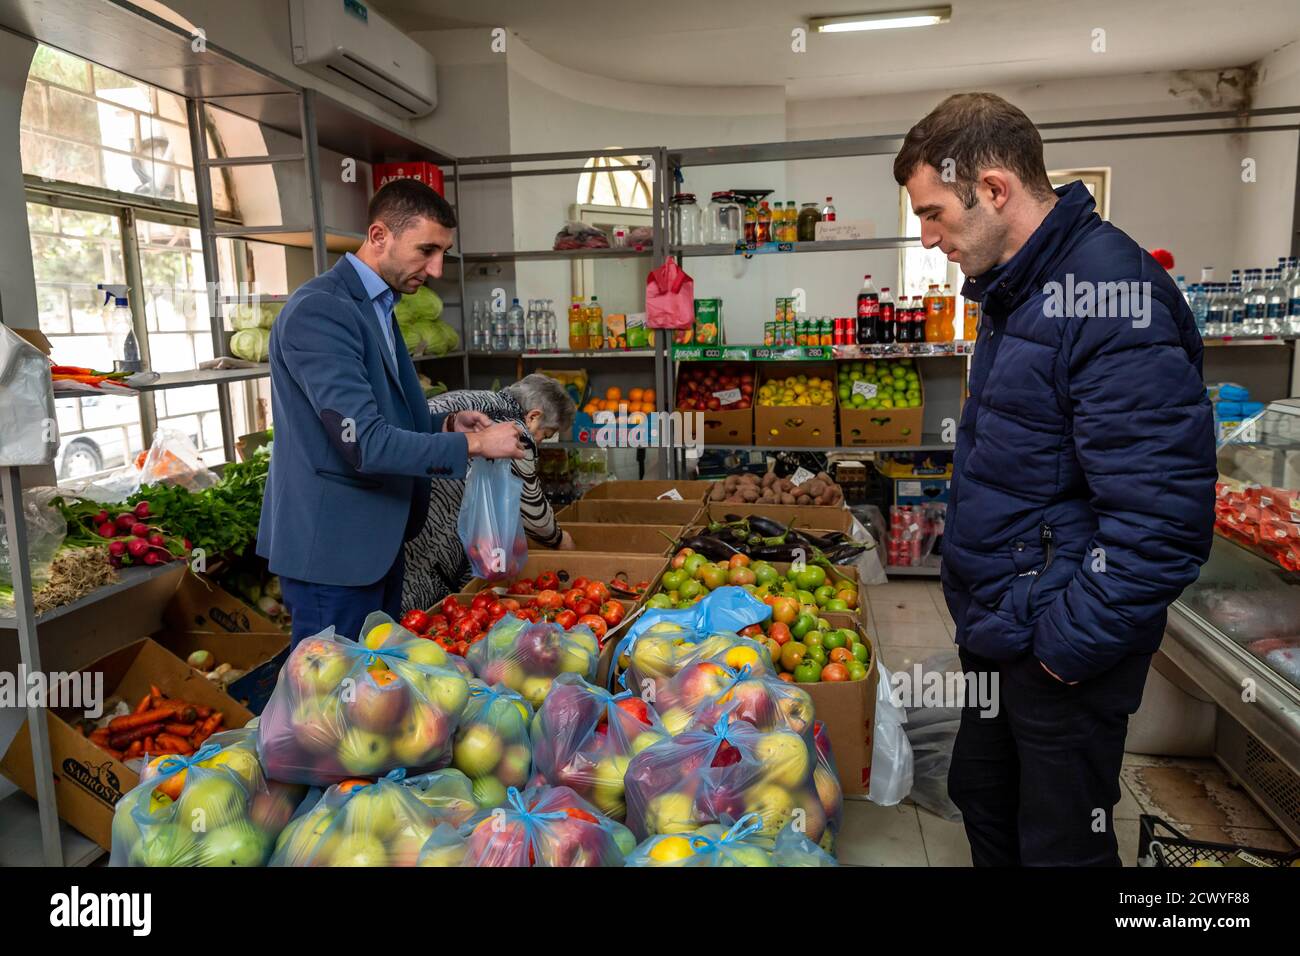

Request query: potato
[
  {"left": 740, "top": 487, "right": 760, "bottom": 502},
  {"left": 816, "top": 471, "right": 831, "bottom": 483},
  {"left": 781, "top": 492, "right": 796, "bottom": 505},
  {"left": 804, "top": 480, "right": 826, "bottom": 497},
  {"left": 796, "top": 494, "right": 812, "bottom": 505},
  {"left": 817, "top": 490, "right": 836, "bottom": 506},
  {"left": 709, "top": 484, "right": 727, "bottom": 501},
  {"left": 761, "top": 471, "right": 777, "bottom": 488}
]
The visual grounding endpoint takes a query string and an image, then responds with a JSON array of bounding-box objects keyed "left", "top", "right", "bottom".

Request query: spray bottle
[{"left": 96, "top": 283, "right": 143, "bottom": 372}]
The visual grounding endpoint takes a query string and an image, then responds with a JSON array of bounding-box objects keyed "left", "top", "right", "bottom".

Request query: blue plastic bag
[
  {"left": 610, "top": 586, "right": 772, "bottom": 692},
  {"left": 458, "top": 456, "right": 528, "bottom": 581}
]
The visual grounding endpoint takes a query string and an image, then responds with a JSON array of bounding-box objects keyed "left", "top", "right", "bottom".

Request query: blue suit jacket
[{"left": 256, "top": 257, "right": 468, "bottom": 586}]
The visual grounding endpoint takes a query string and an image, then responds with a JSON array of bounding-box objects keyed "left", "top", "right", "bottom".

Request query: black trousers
[{"left": 948, "top": 646, "right": 1152, "bottom": 866}]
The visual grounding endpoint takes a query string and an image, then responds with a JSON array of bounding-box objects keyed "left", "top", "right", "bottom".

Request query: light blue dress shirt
[{"left": 345, "top": 252, "right": 399, "bottom": 366}]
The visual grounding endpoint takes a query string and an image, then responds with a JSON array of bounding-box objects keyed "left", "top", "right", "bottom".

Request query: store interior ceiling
[{"left": 372, "top": 0, "right": 1300, "bottom": 99}]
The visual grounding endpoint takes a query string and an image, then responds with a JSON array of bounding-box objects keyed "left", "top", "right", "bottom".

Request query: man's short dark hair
[
  {"left": 368, "top": 177, "right": 457, "bottom": 234},
  {"left": 893, "top": 93, "right": 1055, "bottom": 207}
]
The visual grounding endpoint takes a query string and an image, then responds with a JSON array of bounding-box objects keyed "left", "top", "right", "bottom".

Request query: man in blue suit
[{"left": 257, "top": 178, "right": 525, "bottom": 646}]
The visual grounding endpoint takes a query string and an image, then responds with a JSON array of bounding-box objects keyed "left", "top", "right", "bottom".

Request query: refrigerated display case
[{"left": 1163, "top": 399, "right": 1300, "bottom": 843}]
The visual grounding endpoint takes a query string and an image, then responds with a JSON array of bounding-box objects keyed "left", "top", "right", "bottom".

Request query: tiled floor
[{"left": 836, "top": 580, "right": 1296, "bottom": 866}]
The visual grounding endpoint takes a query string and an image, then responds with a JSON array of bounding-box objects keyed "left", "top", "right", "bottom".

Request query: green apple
[
  {"left": 591, "top": 755, "right": 631, "bottom": 817},
  {"left": 343, "top": 787, "right": 409, "bottom": 841},
  {"left": 610, "top": 821, "right": 637, "bottom": 858},
  {"left": 453, "top": 723, "right": 503, "bottom": 777},
  {"left": 200, "top": 746, "right": 262, "bottom": 790},
  {"left": 568, "top": 630, "right": 599, "bottom": 658},
  {"left": 337, "top": 728, "right": 392, "bottom": 776},
  {"left": 631, "top": 636, "right": 675, "bottom": 678},
  {"left": 287, "top": 644, "right": 350, "bottom": 697},
  {"left": 630, "top": 731, "right": 666, "bottom": 755},
  {"left": 202, "top": 821, "right": 267, "bottom": 866},
  {"left": 520, "top": 675, "right": 552, "bottom": 708},
  {"left": 388, "top": 823, "right": 435, "bottom": 866},
  {"left": 645, "top": 791, "right": 696, "bottom": 834},
  {"left": 419, "top": 841, "right": 467, "bottom": 867},
  {"left": 273, "top": 806, "right": 334, "bottom": 865},
  {"left": 330, "top": 833, "right": 388, "bottom": 867},
  {"left": 176, "top": 774, "right": 245, "bottom": 831},
  {"left": 128, "top": 823, "right": 200, "bottom": 867},
  {"left": 403, "top": 640, "right": 448, "bottom": 668},
  {"left": 486, "top": 696, "right": 529, "bottom": 740},
  {"left": 558, "top": 645, "right": 593, "bottom": 676},
  {"left": 659, "top": 707, "right": 693, "bottom": 736},
  {"left": 754, "top": 730, "right": 811, "bottom": 788},
  {"left": 471, "top": 774, "right": 508, "bottom": 809},
  {"left": 496, "top": 743, "right": 532, "bottom": 789},
  {"left": 424, "top": 672, "right": 470, "bottom": 717},
  {"left": 728, "top": 845, "right": 774, "bottom": 867}
]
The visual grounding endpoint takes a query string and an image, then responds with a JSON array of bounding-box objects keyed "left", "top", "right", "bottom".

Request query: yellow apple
[
  {"left": 645, "top": 791, "right": 696, "bottom": 834},
  {"left": 744, "top": 783, "right": 796, "bottom": 836},
  {"left": 520, "top": 675, "right": 552, "bottom": 708},
  {"left": 659, "top": 707, "right": 693, "bottom": 736},
  {"left": 403, "top": 641, "right": 448, "bottom": 668},
  {"left": 200, "top": 746, "right": 262, "bottom": 790},
  {"left": 754, "top": 730, "right": 811, "bottom": 788},
  {"left": 363, "top": 622, "right": 395, "bottom": 650}
]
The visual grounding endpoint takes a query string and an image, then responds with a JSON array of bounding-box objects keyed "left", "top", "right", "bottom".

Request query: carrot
[
  {"left": 109, "top": 723, "right": 164, "bottom": 749},
  {"left": 127, "top": 740, "right": 143, "bottom": 756},
  {"left": 155, "top": 734, "right": 191, "bottom": 755},
  {"left": 164, "top": 722, "right": 196, "bottom": 737},
  {"left": 89, "top": 728, "right": 110, "bottom": 745},
  {"left": 106, "top": 748, "right": 125, "bottom": 761},
  {"left": 50, "top": 365, "right": 95, "bottom": 375},
  {"left": 53, "top": 373, "right": 109, "bottom": 386},
  {"left": 150, "top": 685, "right": 162, "bottom": 700},
  {"left": 108, "top": 708, "right": 176, "bottom": 732},
  {"left": 143, "top": 737, "right": 155, "bottom": 754}
]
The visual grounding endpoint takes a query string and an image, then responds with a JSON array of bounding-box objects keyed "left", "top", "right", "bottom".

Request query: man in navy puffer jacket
[{"left": 894, "top": 93, "right": 1217, "bottom": 866}]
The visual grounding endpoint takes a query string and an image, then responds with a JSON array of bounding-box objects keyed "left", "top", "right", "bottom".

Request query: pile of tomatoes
[{"left": 398, "top": 575, "right": 634, "bottom": 656}]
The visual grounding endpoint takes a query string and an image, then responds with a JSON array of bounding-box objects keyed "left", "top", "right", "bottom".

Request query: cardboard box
[
  {"left": 893, "top": 477, "right": 950, "bottom": 508},
  {"left": 372, "top": 160, "right": 444, "bottom": 196},
  {"left": 554, "top": 499, "right": 703, "bottom": 527},
  {"left": 806, "top": 613, "right": 879, "bottom": 796},
  {"left": 0, "top": 639, "right": 254, "bottom": 850},
  {"left": 562, "top": 522, "right": 680, "bottom": 555},
  {"left": 696, "top": 502, "right": 860, "bottom": 534},
  {"left": 583, "top": 480, "right": 713, "bottom": 502},
  {"left": 839, "top": 367, "right": 925, "bottom": 448},
  {"left": 754, "top": 363, "right": 837, "bottom": 447},
  {"left": 159, "top": 572, "right": 289, "bottom": 714},
  {"left": 697, "top": 407, "right": 754, "bottom": 447},
  {"left": 465, "top": 552, "right": 670, "bottom": 601},
  {"left": 874, "top": 451, "right": 952, "bottom": 479}
]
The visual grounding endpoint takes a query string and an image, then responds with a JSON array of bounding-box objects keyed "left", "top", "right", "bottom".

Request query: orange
[
  {"left": 629, "top": 387, "right": 645, "bottom": 403},
  {"left": 605, "top": 387, "right": 622, "bottom": 401},
  {"left": 642, "top": 388, "right": 656, "bottom": 405},
  {"left": 583, "top": 402, "right": 599, "bottom": 414}
]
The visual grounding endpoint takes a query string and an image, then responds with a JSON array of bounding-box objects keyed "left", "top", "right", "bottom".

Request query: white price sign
[
  {"left": 852, "top": 380, "right": 878, "bottom": 399},
  {"left": 790, "top": 467, "right": 816, "bottom": 487},
  {"left": 713, "top": 388, "right": 742, "bottom": 405},
  {"left": 656, "top": 488, "right": 683, "bottom": 500}
]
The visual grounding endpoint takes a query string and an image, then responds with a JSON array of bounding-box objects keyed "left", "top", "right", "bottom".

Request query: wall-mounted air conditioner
[{"left": 289, "top": 0, "right": 437, "bottom": 118}]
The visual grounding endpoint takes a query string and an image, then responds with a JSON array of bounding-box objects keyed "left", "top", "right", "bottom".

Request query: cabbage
[
  {"left": 394, "top": 285, "right": 443, "bottom": 326},
  {"left": 401, "top": 321, "right": 430, "bottom": 354},
  {"left": 426, "top": 319, "right": 459, "bottom": 355},
  {"left": 259, "top": 302, "right": 283, "bottom": 329},
  {"left": 231, "top": 327, "right": 271, "bottom": 362},
  {"left": 228, "top": 304, "right": 261, "bottom": 330}
]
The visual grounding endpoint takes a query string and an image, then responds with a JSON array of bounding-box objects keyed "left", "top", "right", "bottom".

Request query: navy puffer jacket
[{"left": 943, "top": 181, "right": 1218, "bottom": 683}]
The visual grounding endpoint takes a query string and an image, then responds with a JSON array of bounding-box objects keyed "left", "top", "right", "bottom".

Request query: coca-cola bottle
[
  {"left": 856, "top": 275, "right": 879, "bottom": 345},
  {"left": 913, "top": 296, "right": 927, "bottom": 343},
  {"left": 895, "top": 294, "right": 912, "bottom": 343},
  {"left": 878, "top": 287, "right": 896, "bottom": 344}
]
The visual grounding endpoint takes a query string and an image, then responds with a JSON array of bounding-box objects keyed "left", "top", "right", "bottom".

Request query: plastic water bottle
[
  {"left": 544, "top": 299, "right": 558, "bottom": 351},
  {"left": 1187, "top": 283, "right": 1206, "bottom": 332},
  {"left": 1244, "top": 270, "right": 1266, "bottom": 332},
  {"left": 1228, "top": 281, "right": 1245, "bottom": 329},
  {"left": 1266, "top": 269, "right": 1288, "bottom": 332},
  {"left": 507, "top": 297, "right": 525, "bottom": 351},
  {"left": 1205, "top": 283, "right": 1227, "bottom": 335},
  {"left": 491, "top": 301, "right": 509, "bottom": 352},
  {"left": 1287, "top": 259, "right": 1300, "bottom": 329},
  {"left": 470, "top": 300, "right": 483, "bottom": 351}
]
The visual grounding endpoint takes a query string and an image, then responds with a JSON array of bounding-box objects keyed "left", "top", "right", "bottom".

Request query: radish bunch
[{"left": 89, "top": 501, "right": 191, "bottom": 569}]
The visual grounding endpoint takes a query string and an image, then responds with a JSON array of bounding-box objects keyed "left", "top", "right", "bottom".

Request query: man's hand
[
  {"left": 448, "top": 410, "right": 492, "bottom": 433},
  {"left": 557, "top": 530, "right": 575, "bottom": 550},
  {"left": 466, "top": 421, "right": 527, "bottom": 459},
  {"left": 1040, "top": 661, "right": 1078, "bottom": 685}
]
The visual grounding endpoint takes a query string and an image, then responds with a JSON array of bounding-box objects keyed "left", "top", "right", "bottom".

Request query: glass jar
[
  {"left": 669, "top": 193, "right": 702, "bottom": 247},
  {"left": 707, "top": 191, "right": 742, "bottom": 245},
  {"left": 797, "top": 202, "right": 822, "bottom": 242}
]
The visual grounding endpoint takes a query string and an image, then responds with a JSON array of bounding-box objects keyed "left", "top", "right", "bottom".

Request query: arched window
[{"left": 576, "top": 154, "right": 651, "bottom": 208}]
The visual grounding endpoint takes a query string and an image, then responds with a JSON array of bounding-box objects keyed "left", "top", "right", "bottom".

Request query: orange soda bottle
[
  {"left": 963, "top": 298, "right": 980, "bottom": 340},
  {"left": 923, "top": 284, "right": 943, "bottom": 341},
  {"left": 940, "top": 283, "right": 956, "bottom": 342}
]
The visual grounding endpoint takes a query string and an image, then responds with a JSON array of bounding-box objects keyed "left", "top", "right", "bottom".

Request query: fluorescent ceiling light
[{"left": 810, "top": 7, "right": 952, "bottom": 32}]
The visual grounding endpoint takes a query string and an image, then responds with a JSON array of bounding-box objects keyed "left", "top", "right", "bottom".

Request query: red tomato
[
  {"left": 440, "top": 596, "right": 463, "bottom": 617},
  {"left": 454, "top": 617, "right": 481, "bottom": 642},
  {"left": 536, "top": 589, "right": 564, "bottom": 611},
  {"left": 572, "top": 599, "right": 595, "bottom": 617},
  {"left": 584, "top": 581, "right": 611, "bottom": 603},
  {"left": 513, "top": 578, "right": 535, "bottom": 593},
  {"left": 821, "top": 663, "right": 850, "bottom": 682},
  {"left": 599, "top": 600, "right": 626, "bottom": 626},
  {"left": 453, "top": 640, "right": 469, "bottom": 656},
  {"left": 499, "top": 598, "right": 521, "bottom": 612},
  {"left": 562, "top": 589, "right": 585, "bottom": 612},
  {"left": 578, "top": 614, "right": 607, "bottom": 640},
  {"left": 768, "top": 622, "right": 793, "bottom": 646},
  {"left": 739, "top": 623, "right": 764, "bottom": 638},
  {"left": 400, "top": 609, "right": 431, "bottom": 634},
  {"left": 427, "top": 614, "right": 449, "bottom": 630},
  {"left": 555, "top": 609, "right": 578, "bottom": 630},
  {"left": 535, "top": 571, "right": 560, "bottom": 591},
  {"left": 471, "top": 592, "right": 494, "bottom": 611},
  {"left": 487, "top": 601, "right": 508, "bottom": 623},
  {"left": 468, "top": 607, "right": 490, "bottom": 629},
  {"left": 570, "top": 577, "right": 591, "bottom": 592}
]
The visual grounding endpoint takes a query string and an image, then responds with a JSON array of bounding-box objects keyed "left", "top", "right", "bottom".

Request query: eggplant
[
  {"left": 824, "top": 544, "right": 867, "bottom": 565},
  {"left": 675, "top": 534, "right": 741, "bottom": 561},
  {"left": 745, "top": 544, "right": 806, "bottom": 562},
  {"left": 745, "top": 515, "right": 788, "bottom": 538}
]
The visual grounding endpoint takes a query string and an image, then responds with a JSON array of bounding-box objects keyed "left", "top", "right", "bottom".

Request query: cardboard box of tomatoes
[{"left": 464, "top": 553, "right": 670, "bottom": 606}]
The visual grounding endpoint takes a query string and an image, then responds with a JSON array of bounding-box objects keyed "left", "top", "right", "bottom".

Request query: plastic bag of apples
[
  {"left": 623, "top": 712, "right": 833, "bottom": 852},
  {"left": 466, "top": 614, "right": 599, "bottom": 710},
  {"left": 257, "top": 611, "right": 472, "bottom": 786},
  {"left": 531, "top": 674, "right": 669, "bottom": 821},
  {"left": 270, "top": 769, "right": 456, "bottom": 867},
  {"left": 419, "top": 784, "right": 636, "bottom": 867},
  {"left": 450, "top": 681, "right": 535, "bottom": 811},
  {"left": 110, "top": 727, "right": 306, "bottom": 867},
  {"left": 626, "top": 811, "right": 837, "bottom": 867}
]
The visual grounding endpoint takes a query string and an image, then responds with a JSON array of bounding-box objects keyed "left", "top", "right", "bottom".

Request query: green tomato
[
  {"left": 682, "top": 554, "right": 708, "bottom": 578},
  {"left": 791, "top": 613, "right": 817, "bottom": 640},
  {"left": 822, "top": 630, "right": 848, "bottom": 652},
  {"left": 824, "top": 598, "right": 849, "bottom": 612},
  {"left": 793, "top": 659, "right": 821, "bottom": 683},
  {"left": 807, "top": 645, "right": 827, "bottom": 667},
  {"left": 795, "top": 589, "right": 817, "bottom": 608},
  {"left": 646, "top": 594, "right": 672, "bottom": 609},
  {"left": 753, "top": 564, "right": 779, "bottom": 587},
  {"left": 794, "top": 566, "right": 827, "bottom": 590},
  {"left": 846, "top": 662, "right": 868, "bottom": 681},
  {"left": 813, "top": 585, "right": 835, "bottom": 606},
  {"left": 677, "top": 578, "right": 703, "bottom": 600},
  {"left": 661, "top": 569, "right": 687, "bottom": 592},
  {"left": 699, "top": 565, "right": 728, "bottom": 590},
  {"left": 850, "top": 643, "right": 870, "bottom": 664}
]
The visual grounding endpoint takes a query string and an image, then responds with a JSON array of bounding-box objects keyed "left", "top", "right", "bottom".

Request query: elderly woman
[{"left": 402, "top": 373, "right": 576, "bottom": 612}]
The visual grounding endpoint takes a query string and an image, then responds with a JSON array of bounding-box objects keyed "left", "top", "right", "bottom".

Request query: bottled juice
[
  {"left": 940, "top": 283, "right": 956, "bottom": 342},
  {"left": 743, "top": 205, "right": 757, "bottom": 244},
  {"left": 784, "top": 202, "right": 796, "bottom": 242},
  {"left": 923, "top": 284, "right": 943, "bottom": 341},
  {"left": 568, "top": 298, "right": 587, "bottom": 350},
  {"left": 586, "top": 296, "right": 604, "bottom": 350},
  {"left": 963, "top": 298, "right": 980, "bottom": 340},
  {"left": 757, "top": 202, "right": 772, "bottom": 243}
]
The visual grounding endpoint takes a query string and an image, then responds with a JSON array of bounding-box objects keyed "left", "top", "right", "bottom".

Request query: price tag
[
  {"left": 790, "top": 467, "right": 816, "bottom": 487},
  {"left": 713, "top": 388, "right": 742, "bottom": 405},
  {"left": 657, "top": 488, "right": 683, "bottom": 501},
  {"left": 852, "top": 380, "right": 878, "bottom": 399}
]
